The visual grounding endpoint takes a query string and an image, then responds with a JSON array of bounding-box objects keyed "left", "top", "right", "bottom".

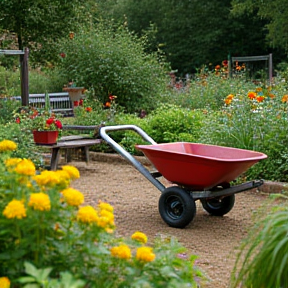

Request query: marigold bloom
[
  {"left": 5, "top": 158, "right": 22, "bottom": 170},
  {"left": 131, "top": 231, "right": 148, "bottom": 244},
  {"left": 248, "top": 91, "right": 257, "bottom": 100},
  {"left": 268, "top": 93, "right": 275, "bottom": 99},
  {"left": 0, "top": 277, "right": 10, "bottom": 288},
  {"left": 61, "top": 165, "right": 80, "bottom": 180},
  {"left": 255, "top": 87, "right": 262, "bottom": 92},
  {"left": 85, "top": 107, "right": 92, "bottom": 112},
  {"left": 97, "top": 209, "right": 115, "bottom": 228},
  {"left": 226, "top": 94, "right": 234, "bottom": 100},
  {"left": 3, "top": 199, "right": 27, "bottom": 219},
  {"left": 28, "top": 192, "right": 51, "bottom": 211},
  {"left": 110, "top": 244, "right": 131, "bottom": 259},
  {"left": 256, "top": 96, "right": 265, "bottom": 102},
  {"left": 61, "top": 188, "right": 84, "bottom": 207},
  {"left": 77, "top": 205, "right": 99, "bottom": 224},
  {"left": 98, "top": 201, "right": 114, "bottom": 213},
  {"left": 282, "top": 94, "right": 288, "bottom": 103},
  {"left": 14, "top": 159, "right": 36, "bottom": 176},
  {"left": 0, "top": 140, "right": 17, "bottom": 152},
  {"left": 33, "top": 170, "right": 61, "bottom": 187},
  {"left": 136, "top": 246, "right": 155, "bottom": 262},
  {"left": 215, "top": 65, "right": 221, "bottom": 70}
]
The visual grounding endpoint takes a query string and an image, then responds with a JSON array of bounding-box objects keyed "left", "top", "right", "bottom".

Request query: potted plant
[{"left": 15, "top": 107, "right": 63, "bottom": 145}]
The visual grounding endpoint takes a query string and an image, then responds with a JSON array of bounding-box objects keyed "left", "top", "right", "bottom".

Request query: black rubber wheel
[
  {"left": 201, "top": 194, "right": 235, "bottom": 216},
  {"left": 158, "top": 186, "right": 196, "bottom": 228}
]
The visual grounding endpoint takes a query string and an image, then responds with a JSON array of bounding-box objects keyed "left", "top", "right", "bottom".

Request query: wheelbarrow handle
[{"left": 100, "top": 125, "right": 165, "bottom": 193}]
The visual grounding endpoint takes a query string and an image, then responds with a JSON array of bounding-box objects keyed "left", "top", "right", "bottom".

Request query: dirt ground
[{"left": 67, "top": 153, "right": 274, "bottom": 288}]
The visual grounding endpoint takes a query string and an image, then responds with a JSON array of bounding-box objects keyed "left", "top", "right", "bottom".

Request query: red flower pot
[{"left": 33, "top": 131, "right": 59, "bottom": 145}]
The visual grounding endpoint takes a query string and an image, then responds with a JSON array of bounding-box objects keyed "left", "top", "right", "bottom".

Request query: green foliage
[
  {"left": 0, "top": 0, "right": 92, "bottom": 65},
  {"left": 0, "top": 122, "right": 43, "bottom": 167},
  {"left": 58, "top": 23, "right": 169, "bottom": 113},
  {"left": 145, "top": 104, "right": 205, "bottom": 143},
  {"left": 231, "top": 204, "right": 288, "bottom": 288}
]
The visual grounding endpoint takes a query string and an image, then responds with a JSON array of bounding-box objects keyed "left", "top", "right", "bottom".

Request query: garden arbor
[
  {"left": 228, "top": 54, "right": 273, "bottom": 84},
  {"left": 0, "top": 48, "right": 29, "bottom": 105}
]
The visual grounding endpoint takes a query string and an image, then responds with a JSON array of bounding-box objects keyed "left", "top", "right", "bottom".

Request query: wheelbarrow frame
[{"left": 100, "top": 125, "right": 264, "bottom": 228}]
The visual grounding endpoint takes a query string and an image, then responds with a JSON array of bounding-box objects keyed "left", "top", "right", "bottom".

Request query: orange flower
[
  {"left": 255, "top": 87, "right": 262, "bottom": 92},
  {"left": 215, "top": 65, "right": 221, "bottom": 70},
  {"left": 85, "top": 107, "right": 92, "bottom": 112},
  {"left": 268, "top": 93, "right": 275, "bottom": 99},
  {"left": 69, "top": 32, "right": 75, "bottom": 39},
  {"left": 282, "top": 95, "right": 288, "bottom": 103},
  {"left": 256, "top": 96, "right": 265, "bottom": 102},
  {"left": 248, "top": 91, "right": 257, "bottom": 100},
  {"left": 226, "top": 94, "right": 234, "bottom": 100},
  {"left": 104, "top": 102, "right": 111, "bottom": 108},
  {"left": 224, "top": 98, "right": 232, "bottom": 105}
]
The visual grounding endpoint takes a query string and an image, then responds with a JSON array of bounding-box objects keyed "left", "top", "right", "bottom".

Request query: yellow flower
[
  {"left": 61, "top": 165, "right": 80, "bottom": 180},
  {"left": 110, "top": 244, "right": 131, "bottom": 259},
  {"left": 98, "top": 201, "right": 114, "bottom": 213},
  {"left": 28, "top": 193, "right": 51, "bottom": 211},
  {"left": 4, "top": 158, "right": 22, "bottom": 171},
  {"left": 136, "top": 246, "right": 156, "bottom": 262},
  {"left": 255, "top": 87, "right": 262, "bottom": 92},
  {"left": 77, "top": 206, "right": 99, "bottom": 224},
  {"left": 131, "top": 231, "right": 148, "bottom": 244},
  {"left": 14, "top": 159, "right": 36, "bottom": 176},
  {"left": 33, "top": 170, "right": 60, "bottom": 187},
  {"left": 61, "top": 188, "right": 84, "bottom": 207},
  {"left": 3, "top": 199, "right": 27, "bottom": 219},
  {"left": 0, "top": 277, "right": 10, "bottom": 288},
  {"left": 0, "top": 140, "right": 17, "bottom": 152},
  {"left": 97, "top": 209, "right": 115, "bottom": 228}
]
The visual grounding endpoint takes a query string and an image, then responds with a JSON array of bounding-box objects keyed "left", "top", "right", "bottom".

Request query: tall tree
[
  {"left": 107, "top": 0, "right": 276, "bottom": 74},
  {"left": 231, "top": 0, "right": 288, "bottom": 51},
  {"left": 0, "top": 0, "right": 89, "bottom": 64}
]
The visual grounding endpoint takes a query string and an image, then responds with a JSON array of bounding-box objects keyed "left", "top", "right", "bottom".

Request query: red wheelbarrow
[{"left": 100, "top": 125, "right": 267, "bottom": 228}]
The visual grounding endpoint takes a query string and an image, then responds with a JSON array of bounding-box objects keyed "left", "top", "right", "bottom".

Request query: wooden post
[
  {"left": 269, "top": 53, "right": 273, "bottom": 85},
  {"left": 20, "top": 48, "right": 29, "bottom": 106}
]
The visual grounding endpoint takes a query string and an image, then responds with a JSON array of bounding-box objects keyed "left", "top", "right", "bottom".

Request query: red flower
[
  {"left": 79, "top": 99, "right": 83, "bottom": 106},
  {"left": 222, "top": 60, "right": 228, "bottom": 67},
  {"left": 256, "top": 96, "right": 265, "bottom": 102},
  {"left": 55, "top": 120, "right": 63, "bottom": 129},
  {"left": 74, "top": 101, "right": 79, "bottom": 107},
  {"left": 15, "top": 117, "right": 20, "bottom": 124},
  {"left": 46, "top": 118, "right": 54, "bottom": 125},
  {"left": 85, "top": 107, "right": 92, "bottom": 112},
  {"left": 60, "top": 52, "right": 66, "bottom": 58}
]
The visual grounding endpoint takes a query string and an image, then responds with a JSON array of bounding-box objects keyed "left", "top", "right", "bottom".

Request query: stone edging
[{"left": 89, "top": 152, "right": 288, "bottom": 195}]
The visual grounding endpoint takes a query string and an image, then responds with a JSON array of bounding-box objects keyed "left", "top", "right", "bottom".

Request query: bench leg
[
  {"left": 84, "top": 147, "right": 90, "bottom": 163},
  {"left": 50, "top": 148, "right": 61, "bottom": 170}
]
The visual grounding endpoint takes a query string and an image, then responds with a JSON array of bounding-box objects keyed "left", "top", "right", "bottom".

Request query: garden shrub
[
  {"left": 145, "top": 104, "right": 205, "bottom": 144},
  {"left": 57, "top": 22, "right": 169, "bottom": 114}
]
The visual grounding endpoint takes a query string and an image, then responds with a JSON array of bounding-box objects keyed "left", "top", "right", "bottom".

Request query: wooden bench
[{"left": 48, "top": 125, "right": 103, "bottom": 170}]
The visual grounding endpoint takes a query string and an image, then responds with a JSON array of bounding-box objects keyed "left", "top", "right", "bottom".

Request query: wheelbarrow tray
[{"left": 136, "top": 142, "right": 267, "bottom": 190}]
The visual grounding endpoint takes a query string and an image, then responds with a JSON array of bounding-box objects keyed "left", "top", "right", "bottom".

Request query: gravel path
[{"left": 68, "top": 154, "right": 275, "bottom": 288}]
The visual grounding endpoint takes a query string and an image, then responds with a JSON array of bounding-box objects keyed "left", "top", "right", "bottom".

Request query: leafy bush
[
  {"left": 58, "top": 22, "right": 169, "bottom": 113},
  {"left": 0, "top": 142, "right": 204, "bottom": 287}
]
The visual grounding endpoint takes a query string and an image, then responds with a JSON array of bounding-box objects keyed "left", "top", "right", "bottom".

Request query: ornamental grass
[{"left": 0, "top": 140, "right": 204, "bottom": 288}]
